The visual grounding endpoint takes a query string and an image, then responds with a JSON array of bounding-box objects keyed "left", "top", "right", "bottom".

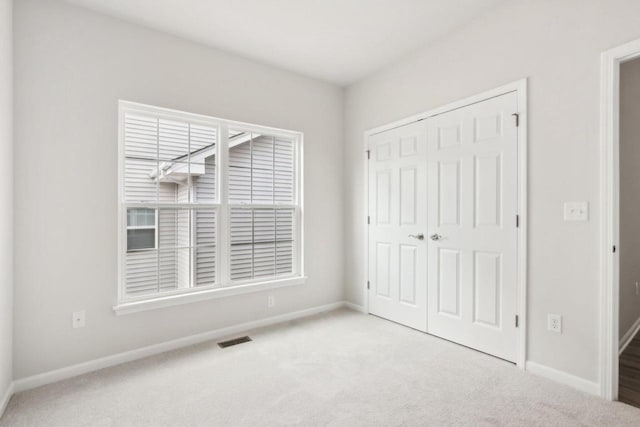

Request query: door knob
[
  {"left": 430, "top": 233, "right": 443, "bottom": 241},
  {"left": 408, "top": 233, "right": 425, "bottom": 240}
]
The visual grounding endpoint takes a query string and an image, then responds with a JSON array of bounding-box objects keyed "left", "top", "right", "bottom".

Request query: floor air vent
[{"left": 218, "top": 336, "right": 252, "bottom": 348}]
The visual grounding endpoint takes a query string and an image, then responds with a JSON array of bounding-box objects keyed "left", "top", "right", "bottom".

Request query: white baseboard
[
  {"left": 0, "top": 381, "right": 13, "bottom": 419},
  {"left": 525, "top": 361, "right": 600, "bottom": 396},
  {"left": 619, "top": 316, "right": 640, "bottom": 355},
  {"left": 5, "top": 307, "right": 605, "bottom": 409},
  {"left": 344, "top": 301, "right": 366, "bottom": 313},
  {"left": 13, "top": 301, "right": 349, "bottom": 393}
]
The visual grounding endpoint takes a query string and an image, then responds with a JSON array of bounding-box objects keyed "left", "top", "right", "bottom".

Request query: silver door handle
[
  {"left": 430, "top": 234, "right": 443, "bottom": 241},
  {"left": 408, "top": 234, "right": 424, "bottom": 240}
]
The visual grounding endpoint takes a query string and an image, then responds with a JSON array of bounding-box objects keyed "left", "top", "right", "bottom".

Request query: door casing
[
  {"left": 363, "top": 79, "right": 528, "bottom": 369},
  {"left": 600, "top": 37, "right": 640, "bottom": 401}
]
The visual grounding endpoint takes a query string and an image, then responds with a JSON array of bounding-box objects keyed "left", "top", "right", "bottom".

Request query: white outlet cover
[
  {"left": 564, "top": 202, "right": 588, "bottom": 221},
  {"left": 547, "top": 314, "right": 562, "bottom": 333}
]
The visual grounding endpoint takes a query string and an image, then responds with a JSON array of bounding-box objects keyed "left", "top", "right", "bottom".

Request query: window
[
  {"left": 118, "top": 102, "right": 303, "bottom": 310},
  {"left": 127, "top": 208, "right": 156, "bottom": 251},
  {"left": 228, "top": 129, "right": 296, "bottom": 281}
]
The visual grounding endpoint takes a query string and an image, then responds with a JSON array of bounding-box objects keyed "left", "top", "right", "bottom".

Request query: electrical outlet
[
  {"left": 267, "top": 295, "right": 275, "bottom": 308},
  {"left": 547, "top": 314, "right": 562, "bottom": 333},
  {"left": 72, "top": 310, "right": 86, "bottom": 329}
]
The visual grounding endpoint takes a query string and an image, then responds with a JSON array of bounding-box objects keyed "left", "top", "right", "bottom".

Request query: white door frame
[
  {"left": 363, "top": 79, "right": 528, "bottom": 369},
  {"left": 600, "top": 37, "right": 640, "bottom": 401}
]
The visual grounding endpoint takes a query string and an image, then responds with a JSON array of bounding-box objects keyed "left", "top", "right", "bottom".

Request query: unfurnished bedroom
[{"left": 1, "top": 0, "right": 640, "bottom": 425}]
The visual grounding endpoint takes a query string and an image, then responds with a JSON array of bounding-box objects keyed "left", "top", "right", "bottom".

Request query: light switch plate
[{"left": 564, "top": 202, "right": 588, "bottom": 221}]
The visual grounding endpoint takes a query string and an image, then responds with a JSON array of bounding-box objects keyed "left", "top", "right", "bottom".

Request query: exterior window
[
  {"left": 126, "top": 208, "right": 156, "bottom": 251},
  {"left": 118, "top": 101, "right": 303, "bottom": 306}
]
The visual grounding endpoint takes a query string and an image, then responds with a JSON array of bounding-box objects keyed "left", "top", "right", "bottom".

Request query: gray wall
[
  {"left": 0, "top": 0, "right": 13, "bottom": 401},
  {"left": 344, "top": 0, "right": 640, "bottom": 384},
  {"left": 619, "top": 57, "right": 640, "bottom": 341},
  {"left": 13, "top": 0, "right": 344, "bottom": 379}
]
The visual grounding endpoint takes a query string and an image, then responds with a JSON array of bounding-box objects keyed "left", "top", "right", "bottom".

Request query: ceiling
[{"left": 65, "top": 0, "right": 505, "bottom": 86}]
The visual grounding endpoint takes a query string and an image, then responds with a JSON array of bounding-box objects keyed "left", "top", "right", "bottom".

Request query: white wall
[
  {"left": 13, "top": 0, "right": 344, "bottom": 379},
  {"left": 619, "top": 57, "right": 640, "bottom": 341},
  {"left": 0, "top": 0, "right": 13, "bottom": 402},
  {"left": 344, "top": 0, "right": 640, "bottom": 384}
]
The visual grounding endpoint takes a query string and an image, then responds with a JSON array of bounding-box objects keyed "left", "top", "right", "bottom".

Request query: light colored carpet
[{"left": 1, "top": 308, "right": 639, "bottom": 426}]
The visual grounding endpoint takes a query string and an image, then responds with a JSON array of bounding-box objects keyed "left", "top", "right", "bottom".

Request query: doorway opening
[{"left": 601, "top": 37, "right": 640, "bottom": 402}]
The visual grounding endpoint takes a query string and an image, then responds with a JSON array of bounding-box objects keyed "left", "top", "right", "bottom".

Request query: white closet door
[
  {"left": 426, "top": 92, "right": 519, "bottom": 362},
  {"left": 368, "top": 121, "right": 428, "bottom": 331}
]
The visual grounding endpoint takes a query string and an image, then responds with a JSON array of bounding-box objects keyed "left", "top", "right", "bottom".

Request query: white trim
[
  {"left": 600, "top": 37, "right": 640, "bottom": 401},
  {"left": 219, "top": 122, "right": 230, "bottom": 285},
  {"left": 297, "top": 132, "right": 305, "bottom": 279},
  {"left": 363, "top": 131, "right": 370, "bottom": 314},
  {"left": 15, "top": 301, "right": 348, "bottom": 393},
  {"left": 114, "top": 276, "right": 307, "bottom": 315},
  {"left": 0, "top": 382, "right": 13, "bottom": 419},
  {"left": 525, "top": 361, "right": 600, "bottom": 397},
  {"left": 120, "top": 101, "right": 301, "bottom": 139},
  {"left": 344, "top": 302, "right": 366, "bottom": 313},
  {"left": 515, "top": 79, "right": 528, "bottom": 370},
  {"left": 365, "top": 80, "right": 528, "bottom": 136},
  {"left": 619, "top": 315, "right": 640, "bottom": 355},
  {"left": 363, "top": 79, "right": 528, "bottom": 369},
  {"left": 118, "top": 101, "right": 304, "bottom": 309}
]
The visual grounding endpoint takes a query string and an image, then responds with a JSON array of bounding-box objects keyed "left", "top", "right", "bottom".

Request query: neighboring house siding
[
  {"left": 195, "top": 155, "right": 216, "bottom": 202},
  {"left": 195, "top": 209, "right": 216, "bottom": 286},
  {"left": 228, "top": 136, "right": 295, "bottom": 281},
  {"left": 176, "top": 182, "right": 190, "bottom": 289},
  {"left": 123, "top": 115, "right": 161, "bottom": 296},
  {"left": 125, "top": 251, "right": 158, "bottom": 296},
  {"left": 159, "top": 207, "right": 178, "bottom": 291},
  {"left": 123, "top": 111, "right": 218, "bottom": 297},
  {"left": 276, "top": 209, "right": 294, "bottom": 275},
  {"left": 194, "top": 156, "right": 217, "bottom": 286}
]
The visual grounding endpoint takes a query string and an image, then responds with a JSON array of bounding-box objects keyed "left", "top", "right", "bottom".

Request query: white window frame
[
  {"left": 225, "top": 125, "right": 301, "bottom": 287},
  {"left": 115, "top": 101, "right": 305, "bottom": 315},
  {"left": 126, "top": 208, "right": 158, "bottom": 252}
]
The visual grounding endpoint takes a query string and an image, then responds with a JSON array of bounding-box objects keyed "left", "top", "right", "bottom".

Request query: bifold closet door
[
  {"left": 367, "top": 121, "right": 428, "bottom": 332},
  {"left": 426, "top": 92, "right": 519, "bottom": 362}
]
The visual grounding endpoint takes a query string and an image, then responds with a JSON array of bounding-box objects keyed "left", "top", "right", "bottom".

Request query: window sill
[{"left": 113, "top": 276, "right": 308, "bottom": 316}]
